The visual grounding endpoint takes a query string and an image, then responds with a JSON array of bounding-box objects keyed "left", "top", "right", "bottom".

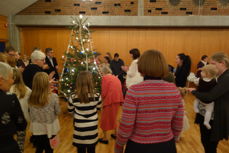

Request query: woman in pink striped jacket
[{"left": 115, "top": 50, "right": 184, "bottom": 153}]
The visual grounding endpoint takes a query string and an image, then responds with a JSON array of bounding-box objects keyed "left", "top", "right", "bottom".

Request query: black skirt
[{"left": 124, "top": 139, "right": 177, "bottom": 153}]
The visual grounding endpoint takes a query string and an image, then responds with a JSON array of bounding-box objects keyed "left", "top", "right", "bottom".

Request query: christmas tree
[{"left": 60, "top": 15, "right": 101, "bottom": 97}]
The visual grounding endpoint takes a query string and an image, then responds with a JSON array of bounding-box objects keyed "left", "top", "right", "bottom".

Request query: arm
[
  {"left": 12, "top": 95, "right": 27, "bottom": 132},
  {"left": 68, "top": 97, "right": 74, "bottom": 113},
  {"left": 127, "top": 61, "right": 137, "bottom": 78},
  {"left": 192, "top": 75, "right": 229, "bottom": 103},
  {"left": 171, "top": 95, "right": 184, "bottom": 141},
  {"left": 115, "top": 90, "right": 137, "bottom": 153},
  {"left": 101, "top": 77, "right": 109, "bottom": 99},
  {"left": 53, "top": 94, "right": 61, "bottom": 115}
]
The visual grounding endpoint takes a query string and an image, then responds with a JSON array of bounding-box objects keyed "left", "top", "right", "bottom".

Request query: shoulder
[{"left": 50, "top": 93, "right": 58, "bottom": 99}]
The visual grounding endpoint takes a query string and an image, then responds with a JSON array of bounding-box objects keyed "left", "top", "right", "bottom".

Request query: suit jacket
[
  {"left": 196, "top": 61, "right": 207, "bottom": 78},
  {"left": 45, "top": 56, "right": 59, "bottom": 80}
]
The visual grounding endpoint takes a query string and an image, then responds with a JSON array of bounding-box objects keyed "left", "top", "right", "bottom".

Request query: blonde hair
[
  {"left": 138, "top": 50, "right": 168, "bottom": 78},
  {"left": 211, "top": 52, "right": 229, "bottom": 68},
  {"left": 201, "top": 64, "right": 218, "bottom": 78},
  {"left": 13, "top": 69, "right": 27, "bottom": 99},
  {"left": 0, "top": 62, "right": 13, "bottom": 80},
  {"left": 29, "top": 72, "right": 50, "bottom": 107},
  {"left": 0, "top": 53, "right": 7, "bottom": 63},
  {"left": 76, "top": 71, "right": 94, "bottom": 103}
]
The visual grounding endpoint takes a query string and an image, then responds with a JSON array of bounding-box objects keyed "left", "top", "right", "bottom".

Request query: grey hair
[
  {"left": 0, "top": 62, "right": 13, "bottom": 80},
  {"left": 31, "top": 50, "right": 46, "bottom": 63},
  {"left": 101, "top": 65, "right": 112, "bottom": 75}
]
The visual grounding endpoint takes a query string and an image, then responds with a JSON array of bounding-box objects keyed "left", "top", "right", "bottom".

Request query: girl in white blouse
[{"left": 126, "top": 48, "right": 143, "bottom": 88}]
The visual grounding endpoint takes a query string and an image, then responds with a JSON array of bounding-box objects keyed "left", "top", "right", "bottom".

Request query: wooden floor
[{"left": 24, "top": 94, "right": 229, "bottom": 153}]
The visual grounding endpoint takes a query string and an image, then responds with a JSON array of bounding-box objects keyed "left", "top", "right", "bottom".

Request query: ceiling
[{"left": 0, "top": 0, "right": 38, "bottom": 16}]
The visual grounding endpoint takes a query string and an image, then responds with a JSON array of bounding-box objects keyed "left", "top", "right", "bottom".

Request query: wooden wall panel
[
  {"left": 20, "top": 27, "right": 229, "bottom": 73},
  {"left": 0, "top": 15, "right": 8, "bottom": 41}
]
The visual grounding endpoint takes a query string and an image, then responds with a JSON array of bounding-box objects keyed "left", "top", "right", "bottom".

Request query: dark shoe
[
  {"left": 111, "top": 134, "right": 116, "bottom": 139},
  {"left": 99, "top": 138, "right": 108, "bottom": 144}
]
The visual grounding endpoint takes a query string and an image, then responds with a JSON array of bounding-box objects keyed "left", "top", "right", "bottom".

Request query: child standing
[
  {"left": 68, "top": 71, "right": 101, "bottom": 153},
  {"left": 10, "top": 69, "right": 31, "bottom": 152},
  {"left": 29, "top": 72, "right": 60, "bottom": 153},
  {"left": 188, "top": 64, "right": 218, "bottom": 129}
]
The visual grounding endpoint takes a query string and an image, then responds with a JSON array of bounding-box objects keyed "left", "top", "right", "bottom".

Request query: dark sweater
[
  {"left": 175, "top": 66, "right": 189, "bottom": 87},
  {"left": 0, "top": 90, "right": 27, "bottom": 138},
  {"left": 197, "top": 78, "right": 217, "bottom": 92},
  {"left": 192, "top": 69, "right": 229, "bottom": 141},
  {"left": 23, "top": 64, "right": 43, "bottom": 89}
]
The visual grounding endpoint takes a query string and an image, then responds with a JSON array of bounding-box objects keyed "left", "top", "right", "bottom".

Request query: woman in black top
[
  {"left": 0, "top": 62, "right": 27, "bottom": 153},
  {"left": 175, "top": 53, "right": 191, "bottom": 87}
]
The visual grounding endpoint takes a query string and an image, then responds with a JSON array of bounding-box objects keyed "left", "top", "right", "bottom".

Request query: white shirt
[{"left": 126, "top": 59, "right": 143, "bottom": 88}]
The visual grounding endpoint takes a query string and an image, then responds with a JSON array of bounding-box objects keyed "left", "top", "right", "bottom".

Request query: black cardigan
[
  {"left": 192, "top": 69, "right": 229, "bottom": 141},
  {"left": 0, "top": 90, "right": 27, "bottom": 138}
]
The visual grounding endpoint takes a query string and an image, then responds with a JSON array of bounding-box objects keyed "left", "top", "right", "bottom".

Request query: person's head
[
  {"left": 5, "top": 46, "right": 17, "bottom": 57},
  {"left": 30, "top": 50, "right": 46, "bottom": 67},
  {"left": 129, "top": 48, "right": 140, "bottom": 60},
  {"left": 45, "top": 48, "right": 54, "bottom": 58},
  {"left": 201, "top": 55, "right": 208, "bottom": 62},
  {"left": 200, "top": 64, "right": 218, "bottom": 79},
  {"left": 104, "top": 56, "right": 111, "bottom": 64},
  {"left": 7, "top": 55, "right": 17, "bottom": 67},
  {"left": 210, "top": 52, "right": 229, "bottom": 75},
  {"left": 176, "top": 53, "right": 191, "bottom": 74},
  {"left": 138, "top": 50, "right": 168, "bottom": 78},
  {"left": 106, "top": 52, "right": 112, "bottom": 60},
  {"left": 12, "top": 68, "right": 27, "bottom": 99},
  {"left": 29, "top": 72, "right": 50, "bottom": 107},
  {"left": 101, "top": 65, "right": 112, "bottom": 75},
  {"left": 0, "top": 62, "right": 14, "bottom": 92},
  {"left": 114, "top": 53, "right": 119, "bottom": 61},
  {"left": 76, "top": 71, "right": 94, "bottom": 103}
]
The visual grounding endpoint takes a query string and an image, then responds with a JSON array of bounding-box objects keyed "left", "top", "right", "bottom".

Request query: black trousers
[
  {"left": 199, "top": 123, "right": 219, "bottom": 153},
  {"left": 77, "top": 145, "right": 96, "bottom": 153},
  {"left": 0, "top": 136, "right": 20, "bottom": 153},
  {"left": 33, "top": 135, "right": 53, "bottom": 153},
  {"left": 124, "top": 139, "right": 177, "bottom": 153}
]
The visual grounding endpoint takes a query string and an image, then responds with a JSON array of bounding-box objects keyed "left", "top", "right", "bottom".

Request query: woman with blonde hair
[
  {"left": 189, "top": 52, "right": 229, "bottom": 153},
  {"left": 68, "top": 71, "right": 101, "bottom": 153},
  {"left": 115, "top": 50, "right": 184, "bottom": 153},
  {"left": 9, "top": 69, "right": 31, "bottom": 152},
  {"left": 29, "top": 72, "right": 60, "bottom": 153},
  {"left": 100, "top": 66, "right": 123, "bottom": 144}
]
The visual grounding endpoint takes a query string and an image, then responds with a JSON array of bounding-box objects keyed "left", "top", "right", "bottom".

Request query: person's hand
[
  {"left": 49, "top": 71, "right": 55, "bottom": 80},
  {"left": 186, "top": 88, "right": 196, "bottom": 92},
  {"left": 43, "top": 64, "right": 49, "bottom": 70},
  {"left": 121, "top": 66, "right": 128, "bottom": 72}
]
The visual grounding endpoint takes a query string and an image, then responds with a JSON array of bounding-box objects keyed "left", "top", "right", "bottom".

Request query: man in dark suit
[{"left": 44, "top": 48, "right": 59, "bottom": 80}]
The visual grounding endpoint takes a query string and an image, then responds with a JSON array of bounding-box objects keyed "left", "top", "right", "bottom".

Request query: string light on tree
[{"left": 60, "top": 15, "right": 101, "bottom": 97}]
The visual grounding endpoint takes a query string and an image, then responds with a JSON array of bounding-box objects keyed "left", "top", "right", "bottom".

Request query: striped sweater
[
  {"left": 68, "top": 93, "right": 101, "bottom": 146},
  {"left": 115, "top": 80, "right": 184, "bottom": 153}
]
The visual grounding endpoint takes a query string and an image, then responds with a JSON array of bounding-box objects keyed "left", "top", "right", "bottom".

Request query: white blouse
[
  {"left": 126, "top": 59, "right": 143, "bottom": 88},
  {"left": 10, "top": 85, "right": 31, "bottom": 121}
]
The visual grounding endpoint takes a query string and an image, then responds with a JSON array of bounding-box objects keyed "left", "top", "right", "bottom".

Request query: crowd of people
[{"left": 0, "top": 46, "right": 229, "bottom": 153}]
